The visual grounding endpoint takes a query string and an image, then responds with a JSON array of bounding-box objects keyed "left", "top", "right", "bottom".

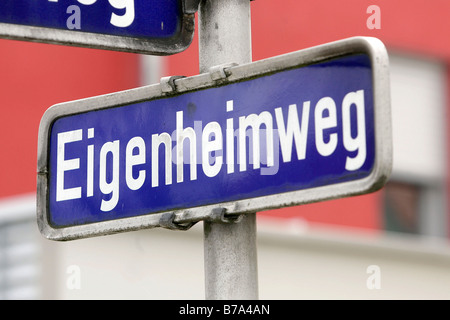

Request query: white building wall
[
  {"left": 1, "top": 196, "right": 450, "bottom": 300},
  {"left": 388, "top": 53, "right": 447, "bottom": 182},
  {"left": 42, "top": 218, "right": 450, "bottom": 300}
]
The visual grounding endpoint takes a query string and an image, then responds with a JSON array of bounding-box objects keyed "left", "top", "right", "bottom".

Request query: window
[
  {"left": 384, "top": 53, "right": 447, "bottom": 237},
  {"left": 0, "top": 194, "right": 41, "bottom": 300}
]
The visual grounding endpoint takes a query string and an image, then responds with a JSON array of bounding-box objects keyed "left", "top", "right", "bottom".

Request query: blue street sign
[
  {"left": 0, "top": 0, "right": 196, "bottom": 54},
  {"left": 37, "top": 37, "right": 392, "bottom": 240}
]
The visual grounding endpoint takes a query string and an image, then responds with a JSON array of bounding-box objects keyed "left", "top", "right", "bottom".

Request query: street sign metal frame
[
  {"left": 37, "top": 36, "right": 392, "bottom": 240},
  {"left": 0, "top": 0, "right": 197, "bottom": 55}
]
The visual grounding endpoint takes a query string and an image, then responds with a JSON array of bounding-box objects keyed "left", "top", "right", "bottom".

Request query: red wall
[
  {"left": 250, "top": 0, "right": 450, "bottom": 61},
  {"left": 166, "top": 0, "right": 450, "bottom": 75},
  {"left": 0, "top": 40, "right": 139, "bottom": 198},
  {"left": 1, "top": 0, "right": 449, "bottom": 232}
]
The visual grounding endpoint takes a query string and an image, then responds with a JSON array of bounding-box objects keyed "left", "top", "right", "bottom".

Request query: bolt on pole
[{"left": 198, "top": 0, "right": 258, "bottom": 300}]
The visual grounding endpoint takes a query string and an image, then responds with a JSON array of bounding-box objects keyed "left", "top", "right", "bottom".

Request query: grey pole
[{"left": 198, "top": 0, "right": 258, "bottom": 300}]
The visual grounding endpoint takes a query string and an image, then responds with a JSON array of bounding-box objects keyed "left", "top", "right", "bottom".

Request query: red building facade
[{"left": 0, "top": 0, "right": 448, "bottom": 234}]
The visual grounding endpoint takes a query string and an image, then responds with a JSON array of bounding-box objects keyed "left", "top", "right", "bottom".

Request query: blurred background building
[{"left": 1, "top": 0, "right": 450, "bottom": 299}]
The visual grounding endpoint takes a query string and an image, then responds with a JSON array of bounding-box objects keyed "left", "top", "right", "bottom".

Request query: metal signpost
[
  {"left": 0, "top": 0, "right": 198, "bottom": 54},
  {"left": 198, "top": 0, "right": 257, "bottom": 300}
]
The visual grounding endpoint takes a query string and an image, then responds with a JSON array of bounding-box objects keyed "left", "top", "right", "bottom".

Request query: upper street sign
[
  {"left": 0, "top": 0, "right": 197, "bottom": 54},
  {"left": 37, "top": 37, "right": 392, "bottom": 241}
]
